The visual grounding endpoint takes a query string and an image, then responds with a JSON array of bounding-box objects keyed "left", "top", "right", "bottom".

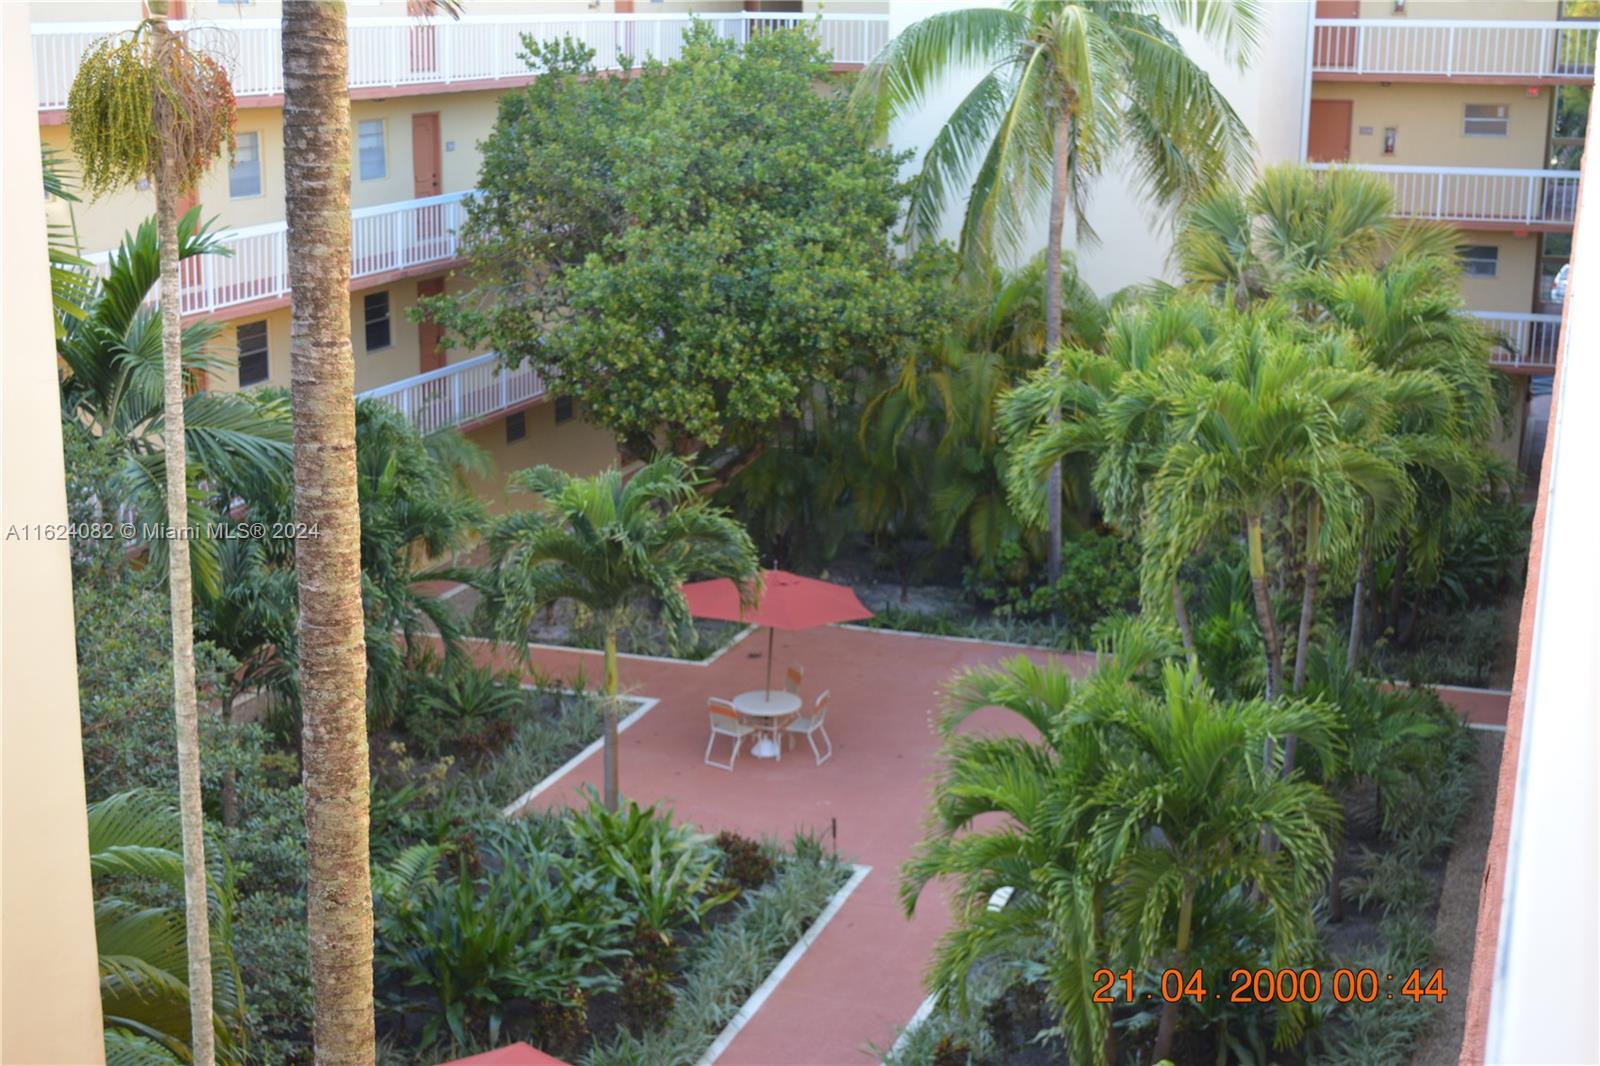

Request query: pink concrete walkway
[{"left": 472, "top": 625, "right": 1093, "bottom": 1066}]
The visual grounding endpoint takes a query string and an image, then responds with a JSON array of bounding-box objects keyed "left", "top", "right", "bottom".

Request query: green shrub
[
  {"left": 399, "top": 659, "right": 526, "bottom": 758},
  {"left": 962, "top": 531, "right": 1140, "bottom": 641},
  {"left": 714, "top": 830, "right": 775, "bottom": 892}
]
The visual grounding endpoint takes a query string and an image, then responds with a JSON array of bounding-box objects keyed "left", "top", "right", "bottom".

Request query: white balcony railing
[
  {"left": 31, "top": 10, "right": 890, "bottom": 111},
  {"left": 1311, "top": 18, "right": 1599, "bottom": 80},
  {"left": 84, "top": 190, "right": 472, "bottom": 317},
  {"left": 1473, "top": 311, "right": 1563, "bottom": 369},
  {"left": 358, "top": 350, "right": 544, "bottom": 435},
  {"left": 1308, "top": 164, "right": 1580, "bottom": 228}
]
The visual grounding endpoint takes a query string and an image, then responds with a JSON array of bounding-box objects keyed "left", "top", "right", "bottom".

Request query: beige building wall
[
  {"left": 1311, "top": 81, "right": 1552, "bottom": 169},
  {"left": 1457, "top": 233, "right": 1540, "bottom": 312},
  {"left": 1, "top": 3, "right": 107, "bottom": 1060},
  {"left": 463, "top": 400, "right": 620, "bottom": 513},
  {"left": 1353, "top": 0, "right": 1562, "bottom": 19}
]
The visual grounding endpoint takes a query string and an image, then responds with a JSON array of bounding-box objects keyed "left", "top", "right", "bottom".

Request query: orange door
[
  {"left": 416, "top": 277, "right": 446, "bottom": 373},
  {"left": 1307, "top": 99, "right": 1353, "bottom": 162},
  {"left": 412, "top": 112, "right": 443, "bottom": 256},
  {"left": 1313, "top": 0, "right": 1359, "bottom": 70}
]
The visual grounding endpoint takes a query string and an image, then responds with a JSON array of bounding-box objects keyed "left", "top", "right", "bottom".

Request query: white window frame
[
  {"left": 229, "top": 131, "right": 263, "bottom": 199},
  {"left": 356, "top": 119, "right": 387, "bottom": 182},
  {"left": 1464, "top": 104, "right": 1510, "bottom": 138}
]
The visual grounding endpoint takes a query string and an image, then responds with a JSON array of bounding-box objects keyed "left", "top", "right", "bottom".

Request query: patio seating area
[{"left": 471, "top": 622, "right": 1095, "bottom": 1065}]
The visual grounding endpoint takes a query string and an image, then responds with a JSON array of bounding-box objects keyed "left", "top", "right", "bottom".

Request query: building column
[{"left": 1, "top": 2, "right": 107, "bottom": 1061}]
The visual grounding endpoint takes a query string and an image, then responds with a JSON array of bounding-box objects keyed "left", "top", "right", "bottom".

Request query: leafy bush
[
  {"left": 399, "top": 658, "right": 525, "bottom": 758},
  {"left": 374, "top": 820, "right": 628, "bottom": 1052},
  {"left": 1363, "top": 604, "right": 1504, "bottom": 687},
  {"left": 714, "top": 830, "right": 775, "bottom": 892},
  {"left": 962, "top": 530, "right": 1140, "bottom": 641},
  {"left": 1427, "top": 496, "right": 1530, "bottom": 609}
]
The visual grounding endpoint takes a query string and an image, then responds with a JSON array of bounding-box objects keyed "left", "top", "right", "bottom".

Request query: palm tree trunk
[
  {"left": 1172, "top": 579, "right": 1197, "bottom": 667},
  {"left": 283, "top": 6, "right": 375, "bottom": 1062},
  {"left": 1043, "top": 108, "right": 1071, "bottom": 585},
  {"left": 1386, "top": 538, "right": 1408, "bottom": 639},
  {"left": 152, "top": 38, "right": 216, "bottom": 1059},
  {"left": 1346, "top": 543, "right": 1368, "bottom": 675},
  {"left": 1151, "top": 885, "right": 1194, "bottom": 1062},
  {"left": 603, "top": 627, "right": 621, "bottom": 812},
  {"left": 1291, "top": 502, "right": 1320, "bottom": 696},
  {"left": 1247, "top": 515, "right": 1283, "bottom": 701}
]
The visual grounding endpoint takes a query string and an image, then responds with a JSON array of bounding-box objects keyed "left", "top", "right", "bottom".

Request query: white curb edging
[
  {"left": 498, "top": 695, "right": 659, "bottom": 818},
  {"left": 697, "top": 863, "right": 874, "bottom": 1066}
]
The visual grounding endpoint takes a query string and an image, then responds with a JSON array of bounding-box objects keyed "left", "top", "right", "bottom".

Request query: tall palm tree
[
  {"left": 488, "top": 457, "right": 760, "bottom": 810},
  {"left": 281, "top": 3, "right": 375, "bottom": 1061},
  {"left": 852, "top": 0, "right": 1260, "bottom": 581},
  {"left": 69, "top": 14, "right": 239, "bottom": 1059}
]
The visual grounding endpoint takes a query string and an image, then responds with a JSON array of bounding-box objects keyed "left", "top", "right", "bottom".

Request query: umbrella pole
[{"left": 764, "top": 627, "right": 775, "bottom": 698}]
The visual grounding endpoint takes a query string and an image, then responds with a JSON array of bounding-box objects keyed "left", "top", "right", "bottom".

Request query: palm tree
[
  {"left": 280, "top": 3, "right": 375, "bottom": 1061},
  {"left": 89, "top": 790, "right": 247, "bottom": 1065},
  {"left": 57, "top": 211, "right": 294, "bottom": 597},
  {"left": 852, "top": 0, "right": 1260, "bottom": 581},
  {"left": 488, "top": 457, "right": 760, "bottom": 810},
  {"left": 69, "top": 15, "right": 239, "bottom": 1059},
  {"left": 1080, "top": 663, "right": 1342, "bottom": 1058},
  {"left": 1141, "top": 305, "right": 1406, "bottom": 708}
]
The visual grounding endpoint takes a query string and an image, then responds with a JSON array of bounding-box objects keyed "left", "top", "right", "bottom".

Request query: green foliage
[
  {"left": 714, "top": 831, "right": 776, "bottom": 893},
  {"left": 428, "top": 25, "right": 955, "bottom": 452},
  {"left": 399, "top": 658, "right": 525, "bottom": 758},
  {"left": 903, "top": 624, "right": 1342, "bottom": 1061},
  {"left": 57, "top": 211, "right": 294, "bottom": 598},
  {"left": 484, "top": 456, "right": 759, "bottom": 671},
  {"left": 89, "top": 791, "right": 247, "bottom": 1064},
  {"left": 374, "top": 821, "right": 628, "bottom": 1053},
  {"left": 965, "top": 530, "right": 1139, "bottom": 639}
]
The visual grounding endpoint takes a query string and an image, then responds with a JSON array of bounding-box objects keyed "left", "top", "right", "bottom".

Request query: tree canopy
[{"left": 425, "top": 23, "right": 956, "bottom": 455}]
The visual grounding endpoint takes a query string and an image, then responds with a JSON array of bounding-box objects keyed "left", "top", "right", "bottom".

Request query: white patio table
[{"left": 731, "top": 690, "right": 802, "bottom": 759}]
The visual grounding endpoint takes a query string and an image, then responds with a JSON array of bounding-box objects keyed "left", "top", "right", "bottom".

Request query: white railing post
[{"left": 1527, "top": 177, "right": 1539, "bottom": 226}]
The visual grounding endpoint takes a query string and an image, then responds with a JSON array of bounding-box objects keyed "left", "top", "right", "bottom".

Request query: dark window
[
  {"left": 554, "top": 395, "right": 574, "bottom": 424},
  {"left": 364, "top": 291, "right": 391, "bottom": 352},
  {"left": 1457, "top": 244, "right": 1499, "bottom": 277},
  {"left": 505, "top": 411, "right": 526, "bottom": 443},
  {"left": 237, "top": 321, "right": 269, "bottom": 386},
  {"left": 1464, "top": 104, "right": 1509, "bottom": 137}
]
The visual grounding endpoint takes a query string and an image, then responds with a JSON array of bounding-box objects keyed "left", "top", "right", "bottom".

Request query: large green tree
[
  {"left": 427, "top": 25, "right": 952, "bottom": 456},
  {"left": 852, "top": 0, "right": 1260, "bottom": 581},
  {"left": 487, "top": 458, "right": 760, "bottom": 810}
]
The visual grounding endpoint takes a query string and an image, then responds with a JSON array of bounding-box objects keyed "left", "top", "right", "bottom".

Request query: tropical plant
[
  {"left": 904, "top": 620, "right": 1343, "bottom": 1063},
  {"left": 374, "top": 826, "right": 628, "bottom": 1052},
  {"left": 279, "top": 4, "right": 374, "bottom": 1060},
  {"left": 69, "top": 13, "right": 239, "bottom": 1058},
  {"left": 42, "top": 143, "right": 92, "bottom": 336},
  {"left": 853, "top": 0, "right": 1261, "bottom": 579},
  {"left": 89, "top": 790, "right": 247, "bottom": 1065},
  {"left": 485, "top": 457, "right": 759, "bottom": 809},
  {"left": 402, "top": 660, "right": 525, "bottom": 758}
]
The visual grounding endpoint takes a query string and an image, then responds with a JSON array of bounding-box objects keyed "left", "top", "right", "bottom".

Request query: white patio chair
[
  {"left": 705, "top": 697, "right": 755, "bottom": 771},
  {"left": 783, "top": 662, "right": 805, "bottom": 695},
  {"left": 784, "top": 688, "right": 833, "bottom": 766}
]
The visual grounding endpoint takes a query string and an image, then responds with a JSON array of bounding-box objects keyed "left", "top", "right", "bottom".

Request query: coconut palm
[
  {"left": 487, "top": 457, "right": 760, "bottom": 810},
  {"left": 852, "top": 0, "right": 1260, "bottom": 581},
  {"left": 89, "top": 790, "right": 246, "bottom": 1065},
  {"left": 280, "top": 3, "right": 375, "bottom": 1060}
]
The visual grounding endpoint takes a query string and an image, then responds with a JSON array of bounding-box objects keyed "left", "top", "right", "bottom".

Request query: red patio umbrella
[{"left": 681, "top": 569, "right": 873, "bottom": 695}]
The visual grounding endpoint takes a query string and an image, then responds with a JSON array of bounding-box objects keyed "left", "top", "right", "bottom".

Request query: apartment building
[
  {"left": 31, "top": 0, "right": 889, "bottom": 506},
  {"left": 1303, "top": 0, "right": 1595, "bottom": 466}
]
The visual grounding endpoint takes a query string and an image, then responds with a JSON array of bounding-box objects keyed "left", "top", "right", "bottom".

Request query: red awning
[
  {"left": 681, "top": 569, "right": 872, "bottom": 630},
  {"left": 440, "top": 1043, "right": 568, "bottom": 1066}
]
